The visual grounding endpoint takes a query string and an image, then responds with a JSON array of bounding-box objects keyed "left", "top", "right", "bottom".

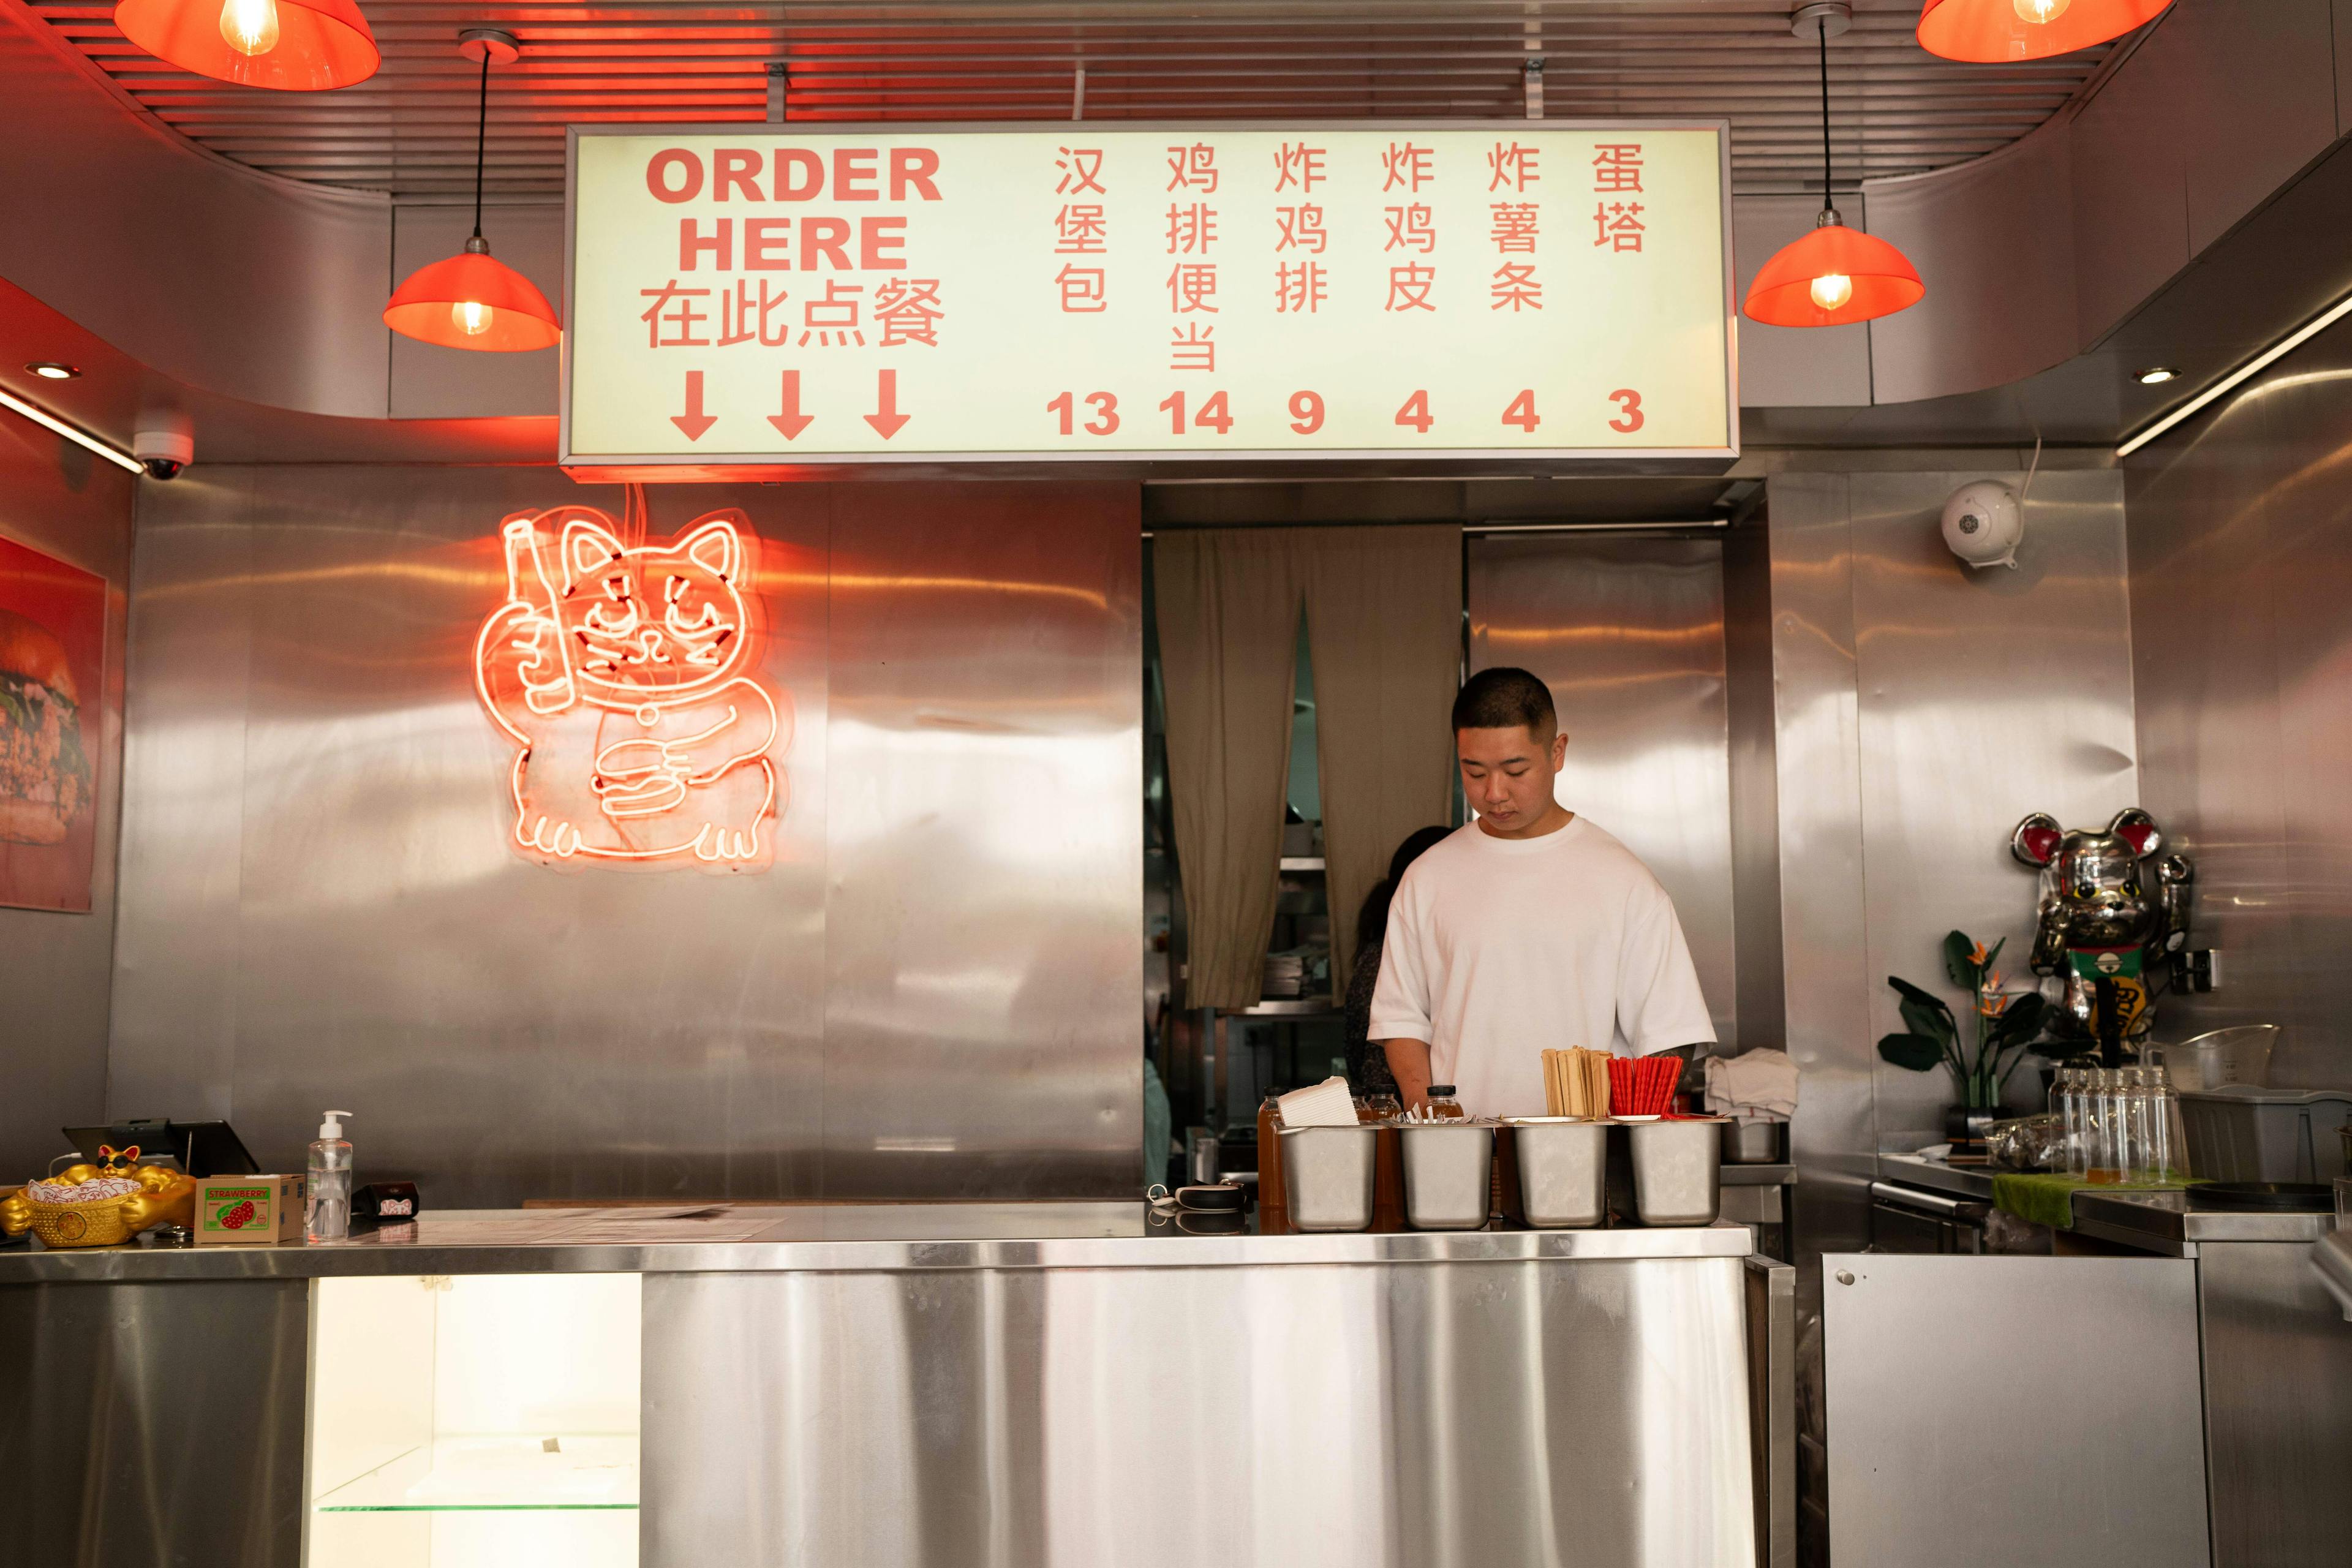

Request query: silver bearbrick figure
[{"left": 2010, "top": 808, "right": 2193, "bottom": 1057}]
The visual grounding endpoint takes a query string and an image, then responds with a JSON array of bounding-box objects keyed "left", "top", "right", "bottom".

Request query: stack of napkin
[
  {"left": 1702, "top": 1050, "right": 1800, "bottom": 1119},
  {"left": 1275, "top": 1076, "right": 1360, "bottom": 1128}
]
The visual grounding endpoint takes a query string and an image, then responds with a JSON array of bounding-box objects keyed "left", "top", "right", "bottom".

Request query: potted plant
[{"left": 1878, "top": 931, "right": 2050, "bottom": 1153}]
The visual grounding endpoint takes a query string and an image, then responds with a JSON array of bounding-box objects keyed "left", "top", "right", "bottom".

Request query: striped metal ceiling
[{"left": 21, "top": 0, "right": 2117, "bottom": 202}]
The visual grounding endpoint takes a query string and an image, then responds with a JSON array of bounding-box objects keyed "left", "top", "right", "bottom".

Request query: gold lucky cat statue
[{"left": 2, "top": 1144, "right": 197, "bottom": 1248}]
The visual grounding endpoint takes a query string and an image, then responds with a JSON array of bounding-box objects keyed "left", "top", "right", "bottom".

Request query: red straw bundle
[{"left": 1608, "top": 1054, "right": 1683, "bottom": 1117}]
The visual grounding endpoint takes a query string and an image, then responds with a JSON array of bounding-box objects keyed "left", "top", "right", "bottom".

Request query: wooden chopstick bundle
[{"left": 1540, "top": 1046, "right": 1618, "bottom": 1118}]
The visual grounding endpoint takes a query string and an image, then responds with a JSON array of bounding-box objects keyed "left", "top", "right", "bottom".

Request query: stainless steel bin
[
  {"left": 1276, "top": 1125, "right": 1377, "bottom": 1232},
  {"left": 1505, "top": 1118, "right": 1608, "bottom": 1227},
  {"left": 1719, "top": 1116, "right": 1787, "bottom": 1164},
  {"left": 1628, "top": 1118, "right": 1724, "bottom": 1226},
  {"left": 1398, "top": 1121, "right": 1494, "bottom": 1230}
]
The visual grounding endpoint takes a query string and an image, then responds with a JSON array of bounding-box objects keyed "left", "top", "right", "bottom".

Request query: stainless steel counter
[
  {"left": 1853, "top": 1158, "right": 2352, "bottom": 1567},
  {"left": 0, "top": 1200, "right": 1758, "bottom": 1283},
  {"left": 1874, "top": 1149, "right": 1994, "bottom": 1201},
  {"left": 2, "top": 1200, "right": 1792, "bottom": 1568},
  {"left": 2068, "top": 1189, "right": 2333, "bottom": 1256}
]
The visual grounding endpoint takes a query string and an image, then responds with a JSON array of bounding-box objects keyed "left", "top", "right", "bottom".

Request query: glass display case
[{"left": 306, "top": 1273, "right": 642, "bottom": 1567}]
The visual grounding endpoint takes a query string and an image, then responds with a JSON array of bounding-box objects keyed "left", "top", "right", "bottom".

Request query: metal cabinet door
[{"left": 1823, "top": 1254, "right": 2207, "bottom": 1568}]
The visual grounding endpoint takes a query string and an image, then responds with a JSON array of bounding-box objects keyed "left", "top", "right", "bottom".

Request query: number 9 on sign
[{"left": 1287, "top": 391, "right": 1324, "bottom": 435}]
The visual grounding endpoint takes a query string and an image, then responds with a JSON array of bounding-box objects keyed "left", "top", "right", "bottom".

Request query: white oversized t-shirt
[{"left": 1366, "top": 815, "right": 1716, "bottom": 1118}]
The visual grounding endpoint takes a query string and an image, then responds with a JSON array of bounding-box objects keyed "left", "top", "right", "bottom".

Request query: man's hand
[{"left": 1381, "top": 1037, "right": 1434, "bottom": 1110}]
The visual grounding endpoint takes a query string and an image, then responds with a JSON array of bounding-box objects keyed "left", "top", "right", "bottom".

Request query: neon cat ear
[
  {"left": 560, "top": 516, "right": 628, "bottom": 589},
  {"left": 679, "top": 518, "right": 742, "bottom": 583}
]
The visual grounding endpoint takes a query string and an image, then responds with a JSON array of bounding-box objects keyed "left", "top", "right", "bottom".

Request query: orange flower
[{"left": 1978, "top": 975, "right": 2011, "bottom": 1018}]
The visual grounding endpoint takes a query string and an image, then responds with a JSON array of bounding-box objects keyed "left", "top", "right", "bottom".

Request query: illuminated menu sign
[{"left": 562, "top": 124, "right": 1735, "bottom": 473}]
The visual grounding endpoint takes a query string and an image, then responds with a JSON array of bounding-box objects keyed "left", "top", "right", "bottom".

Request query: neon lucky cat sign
[{"left": 474, "top": 505, "right": 789, "bottom": 870}]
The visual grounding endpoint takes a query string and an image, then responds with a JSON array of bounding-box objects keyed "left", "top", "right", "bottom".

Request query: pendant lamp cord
[
  {"left": 471, "top": 50, "right": 490, "bottom": 243},
  {"left": 1817, "top": 18, "right": 1833, "bottom": 210}
]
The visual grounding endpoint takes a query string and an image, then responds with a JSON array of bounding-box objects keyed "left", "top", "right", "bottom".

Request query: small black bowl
[{"left": 1177, "top": 1182, "right": 1245, "bottom": 1213}]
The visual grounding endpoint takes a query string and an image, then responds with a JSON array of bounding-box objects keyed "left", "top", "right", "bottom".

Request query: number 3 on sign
[{"left": 1608, "top": 389, "right": 1644, "bottom": 433}]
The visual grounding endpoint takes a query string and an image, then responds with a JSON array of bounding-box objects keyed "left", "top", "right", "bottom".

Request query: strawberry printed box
[{"left": 192, "top": 1174, "right": 303, "bottom": 1246}]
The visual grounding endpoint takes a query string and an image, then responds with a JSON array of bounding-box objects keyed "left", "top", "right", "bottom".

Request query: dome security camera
[
  {"left": 1942, "top": 480, "right": 2022, "bottom": 570},
  {"left": 133, "top": 410, "right": 194, "bottom": 480}
]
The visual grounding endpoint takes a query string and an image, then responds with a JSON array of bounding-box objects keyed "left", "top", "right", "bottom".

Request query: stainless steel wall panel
[
  {"left": 114, "top": 468, "right": 833, "bottom": 1204},
  {"left": 1825, "top": 1254, "right": 2207, "bottom": 1568},
  {"left": 1762, "top": 470, "right": 2136, "bottom": 1230},
  {"left": 111, "top": 469, "right": 1139, "bottom": 1204},
  {"left": 0, "top": 418, "right": 134, "bottom": 1180},
  {"left": 1723, "top": 518, "right": 1787, "bottom": 1055},
  {"left": 1759, "top": 473, "right": 1874, "bottom": 1261},
  {"left": 1468, "top": 534, "right": 1739, "bottom": 1049},
  {"left": 0, "top": 1278, "right": 309, "bottom": 1568},
  {"left": 2126, "top": 316, "right": 2352, "bottom": 1087},
  {"left": 108, "top": 472, "right": 253, "bottom": 1126},
  {"left": 821, "top": 483, "right": 1142, "bottom": 1198},
  {"left": 1846, "top": 469, "right": 2136, "bottom": 1142},
  {"left": 641, "top": 1254, "right": 1756, "bottom": 1568}
]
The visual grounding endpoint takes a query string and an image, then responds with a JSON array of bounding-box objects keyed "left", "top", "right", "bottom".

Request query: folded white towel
[
  {"left": 1276, "top": 1076, "right": 1360, "bottom": 1129},
  {"left": 1703, "top": 1050, "right": 1800, "bottom": 1119}
]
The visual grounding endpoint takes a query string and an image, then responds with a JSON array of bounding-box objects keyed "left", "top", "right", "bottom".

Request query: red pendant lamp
[
  {"left": 383, "top": 30, "right": 561, "bottom": 353},
  {"left": 1744, "top": 4, "right": 1924, "bottom": 330},
  {"left": 114, "top": 0, "right": 377, "bottom": 91},
  {"left": 1919, "top": 0, "right": 2174, "bottom": 62}
]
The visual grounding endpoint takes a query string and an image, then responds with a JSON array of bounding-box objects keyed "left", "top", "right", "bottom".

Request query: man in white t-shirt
[{"left": 1369, "top": 666, "right": 1716, "bottom": 1117}]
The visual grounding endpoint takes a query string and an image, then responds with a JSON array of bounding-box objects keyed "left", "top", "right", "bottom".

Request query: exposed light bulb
[
  {"left": 1809, "top": 272, "right": 1854, "bottom": 311},
  {"left": 2013, "top": 0, "right": 2072, "bottom": 23},
  {"left": 451, "top": 301, "right": 494, "bottom": 337},
  {"left": 217, "top": 0, "right": 281, "bottom": 56}
]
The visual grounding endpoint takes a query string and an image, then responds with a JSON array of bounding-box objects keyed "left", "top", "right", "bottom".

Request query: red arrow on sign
[
  {"left": 767, "top": 371, "right": 813, "bottom": 440},
  {"left": 864, "top": 368, "right": 909, "bottom": 440},
  {"left": 671, "top": 371, "right": 716, "bottom": 442}
]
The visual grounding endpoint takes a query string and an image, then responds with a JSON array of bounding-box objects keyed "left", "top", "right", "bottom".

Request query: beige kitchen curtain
[
  {"left": 1301, "top": 526, "right": 1463, "bottom": 998},
  {"left": 1155, "top": 525, "right": 1461, "bottom": 1011}
]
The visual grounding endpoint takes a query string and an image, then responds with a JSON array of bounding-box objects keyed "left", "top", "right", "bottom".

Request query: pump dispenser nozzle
[{"left": 318, "top": 1109, "right": 353, "bottom": 1140}]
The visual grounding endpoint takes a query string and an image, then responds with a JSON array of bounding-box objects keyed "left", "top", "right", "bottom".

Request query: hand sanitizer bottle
[{"left": 306, "top": 1110, "right": 354, "bottom": 1243}]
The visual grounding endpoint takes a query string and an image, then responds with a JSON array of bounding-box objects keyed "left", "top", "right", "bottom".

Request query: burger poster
[{"left": 0, "top": 532, "right": 103, "bottom": 912}]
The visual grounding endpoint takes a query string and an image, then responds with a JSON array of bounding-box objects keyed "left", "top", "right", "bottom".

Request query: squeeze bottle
[{"left": 307, "top": 1110, "right": 355, "bottom": 1243}]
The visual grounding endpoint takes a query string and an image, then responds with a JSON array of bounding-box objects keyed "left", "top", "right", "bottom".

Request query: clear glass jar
[
  {"left": 2125, "top": 1066, "right": 2158, "bottom": 1182},
  {"left": 1363, "top": 1092, "right": 1402, "bottom": 1123},
  {"left": 2057, "top": 1068, "right": 2087, "bottom": 1179},
  {"left": 2086, "top": 1069, "right": 2124, "bottom": 1185},
  {"left": 1425, "top": 1085, "right": 1466, "bottom": 1121},
  {"left": 2147, "top": 1065, "right": 2190, "bottom": 1183}
]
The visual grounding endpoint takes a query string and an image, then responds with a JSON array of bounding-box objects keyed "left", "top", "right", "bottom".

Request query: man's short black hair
[{"left": 1452, "top": 666, "right": 1557, "bottom": 736}]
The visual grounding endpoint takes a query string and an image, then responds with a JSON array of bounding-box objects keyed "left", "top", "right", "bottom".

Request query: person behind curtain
[{"left": 1344, "top": 825, "right": 1453, "bottom": 1095}]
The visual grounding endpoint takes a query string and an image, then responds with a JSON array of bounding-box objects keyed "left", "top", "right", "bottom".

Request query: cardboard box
[{"left": 193, "top": 1174, "right": 302, "bottom": 1245}]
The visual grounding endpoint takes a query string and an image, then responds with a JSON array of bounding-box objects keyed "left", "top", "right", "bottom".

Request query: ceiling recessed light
[
  {"left": 26, "top": 362, "right": 79, "bottom": 380},
  {"left": 2136, "top": 366, "right": 2179, "bottom": 385}
]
